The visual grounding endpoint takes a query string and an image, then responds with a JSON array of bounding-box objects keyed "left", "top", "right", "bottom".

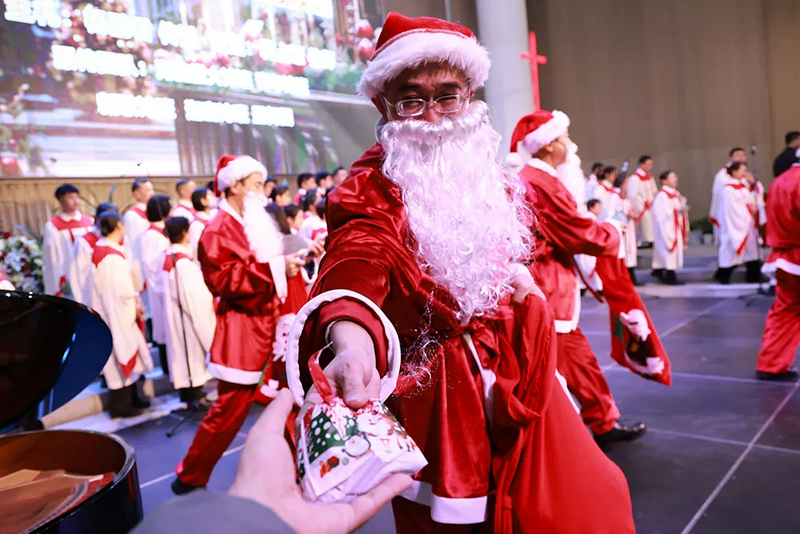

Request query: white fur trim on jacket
[
  {"left": 207, "top": 362, "right": 263, "bottom": 385},
  {"left": 216, "top": 156, "right": 267, "bottom": 192},
  {"left": 358, "top": 31, "right": 490, "bottom": 99},
  {"left": 522, "top": 111, "right": 570, "bottom": 155},
  {"left": 400, "top": 480, "right": 487, "bottom": 524},
  {"left": 285, "top": 289, "right": 402, "bottom": 407}
]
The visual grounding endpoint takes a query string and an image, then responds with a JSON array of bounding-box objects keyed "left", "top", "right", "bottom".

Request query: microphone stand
[{"left": 166, "top": 252, "right": 207, "bottom": 437}]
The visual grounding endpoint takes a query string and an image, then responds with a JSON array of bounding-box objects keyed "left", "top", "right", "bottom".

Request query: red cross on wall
[{"left": 520, "top": 32, "right": 548, "bottom": 111}]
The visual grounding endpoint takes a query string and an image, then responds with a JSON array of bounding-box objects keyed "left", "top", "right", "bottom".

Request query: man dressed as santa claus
[
  {"left": 172, "top": 155, "right": 304, "bottom": 495},
  {"left": 755, "top": 158, "right": 800, "bottom": 381},
  {"left": 508, "top": 110, "right": 661, "bottom": 448},
  {"left": 285, "top": 12, "right": 635, "bottom": 533}
]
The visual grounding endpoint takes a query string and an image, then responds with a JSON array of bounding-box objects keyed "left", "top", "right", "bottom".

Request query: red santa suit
[
  {"left": 92, "top": 238, "right": 153, "bottom": 390},
  {"left": 285, "top": 14, "right": 634, "bottom": 532},
  {"left": 43, "top": 211, "right": 93, "bottom": 296},
  {"left": 68, "top": 230, "right": 101, "bottom": 306},
  {"left": 172, "top": 199, "right": 197, "bottom": 222},
  {"left": 123, "top": 203, "right": 149, "bottom": 265},
  {"left": 176, "top": 155, "right": 287, "bottom": 488},
  {"left": 139, "top": 223, "right": 170, "bottom": 345},
  {"left": 653, "top": 185, "right": 687, "bottom": 271},
  {"left": 756, "top": 163, "right": 800, "bottom": 374},
  {"left": 160, "top": 243, "right": 215, "bottom": 391},
  {"left": 627, "top": 167, "right": 658, "bottom": 243}
]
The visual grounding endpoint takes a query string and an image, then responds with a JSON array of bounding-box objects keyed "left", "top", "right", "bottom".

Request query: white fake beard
[
  {"left": 380, "top": 101, "right": 532, "bottom": 322},
  {"left": 556, "top": 142, "right": 587, "bottom": 210},
  {"left": 242, "top": 192, "right": 283, "bottom": 262}
]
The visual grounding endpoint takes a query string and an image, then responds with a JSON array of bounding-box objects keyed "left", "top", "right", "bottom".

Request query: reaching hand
[
  {"left": 284, "top": 253, "right": 306, "bottom": 278},
  {"left": 511, "top": 269, "right": 543, "bottom": 304},
  {"left": 229, "top": 390, "right": 411, "bottom": 534},
  {"left": 307, "top": 236, "right": 326, "bottom": 259}
]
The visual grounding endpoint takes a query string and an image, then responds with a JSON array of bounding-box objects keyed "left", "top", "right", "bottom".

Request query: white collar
[
  {"left": 661, "top": 185, "right": 678, "bottom": 194},
  {"left": 635, "top": 168, "right": 647, "bottom": 177},
  {"left": 178, "top": 199, "right": 193, "bottom": 208},
  {"left": 196, "top": 210, "right": 211, "bottom": 221},
  {"left": 59, "top": 211, "right": 83, "bottom": 222},
  {"left": 97, "top": 238, "right": 124, "bottom": 252},
  {"left": 166, "top": 243, "right": 192, "bottom": 256},
  {"left": 135, "top": 202, "right": 147, "bottom": 210},
  {"left": 219, "top": 198, "right": 245, "bottom": 226},
  {"left": 527, "top": 158, "right": 558, "bottom": 177}
]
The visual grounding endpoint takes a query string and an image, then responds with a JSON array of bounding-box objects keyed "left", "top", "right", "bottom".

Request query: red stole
[
  {"left": 50, "top": 214, "right": 93, "bottom": 243},
  {"left": 147, "top": 224, "right": 166, "bottom": 237},
  {"left": 632, "top": 172, "right": 653, "bottom": 221},
  {"left": 91, "top": 244, "right": 125, "bottom": 268},
  {"left": 661, "top": 188, "right": 686, "bottom": 253},
  {"left": 129, "top": 206, "right": 147, "bottom": 220},
  {"left": 725, "top": 182, "right": 754, "bottom": 255},
  {"left": 82, "top": 232, "right": 100, "bottom": 249},
  {"left": 162, "top": 251, "right": 192, "bottom": 272}
]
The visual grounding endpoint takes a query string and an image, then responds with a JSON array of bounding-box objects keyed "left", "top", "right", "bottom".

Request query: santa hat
[
  {"left": 214, "top": 154, "right": 267, "bottom": 196},
  {"left": 505, "top": 110, "right": 570, "bottom": 167},
  {"left": 357, "top": 12, "right": 490, "bottom": 100}
]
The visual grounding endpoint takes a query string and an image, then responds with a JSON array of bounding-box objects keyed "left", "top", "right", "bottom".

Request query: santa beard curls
[
  {"left": 241, "top": 191, "right": 283, "bottom": 262},
  {"left": 556, "top": 141, "right": 587, "bottom": 212},
  {"left": 380, "top": 100, "right": 532, "bottom": 323}
]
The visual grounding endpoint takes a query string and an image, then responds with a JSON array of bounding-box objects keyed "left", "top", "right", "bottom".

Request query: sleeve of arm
[
  {"left": 181, "top": 262, "right": 217, "bottom": 353},
  {"left": 42, "top": 221, "right": 60, "bottom": 295},
  {"left": 131, "top": 492, "right": 294, "bottom": 534},
  {"left": 198, "top": 237, "right": 276, "bottom": 305}
]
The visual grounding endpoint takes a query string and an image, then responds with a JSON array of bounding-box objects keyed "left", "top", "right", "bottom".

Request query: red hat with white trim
[
  {"left": 213, "top": 154, "right": 267, "bottom": 196},
  {"left": 506, "top": 109, "right": 570, "bottom": 167},
  {"left": 357, "top": 12, "right": 491, "bottom": 100}
]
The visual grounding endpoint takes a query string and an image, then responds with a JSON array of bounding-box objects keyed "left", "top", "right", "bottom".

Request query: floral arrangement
[{"left": 0, "top": 232, "right": 44, "bottom": 292}]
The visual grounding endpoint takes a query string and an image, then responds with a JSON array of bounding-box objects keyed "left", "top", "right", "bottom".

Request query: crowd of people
[{"left": 2, "top": 10, "right": 799, "bottom": 534}]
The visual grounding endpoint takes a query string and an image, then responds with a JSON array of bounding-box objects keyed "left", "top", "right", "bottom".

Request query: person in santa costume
[
  {"left": 756, "top": 157, "right": 800, "bottom": 381},
  {"left": 188, "top": 187, "right": 216, "bottom": 260},
  {"left": 172, "top": 154, "right": 305, "bottom": 495},
  {"left": 285, "top": 12, "right": 635, "bottom": 533},
  {"left": 626, "top": 155, "right": 658, "bottom": 247},
  {"left": 124, "top": 177, "right": 155, "bottom": 267},
  {"left": 43, "top": 184, "right": 93, "bottom": 297},
  {"left": 717, "top": 162, "right": 765, "bottom": 284},
  {"left": 69, "top": 202, "right": 119, "bottom": 307},
  {"left": 172, "top": 179, "right": 198, "bottom": 221},
  {"left": 160, "top": 216, "right": 214, "bottom": 406},
  {"left": 652, "top": 170, "right": 689, "bottom": 285},
  {"left": 508, "top": 109, "right": 651, "bottom": 449},
  {"left": 709, "top": 147, "right": 747, "bottom": 244},
  {"left": 92, "top": 211, "right": 154, "bottom": 418}
]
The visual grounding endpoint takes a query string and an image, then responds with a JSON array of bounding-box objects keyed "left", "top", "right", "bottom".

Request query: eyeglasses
[{"left": 383, "top": 93, "right": 469, "bottom": 118}]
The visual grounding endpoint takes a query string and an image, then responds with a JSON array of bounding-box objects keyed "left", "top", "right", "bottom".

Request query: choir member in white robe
[
  {"left": 138, "top": 194, "right": 173, "bottom": 375},
  {"left": 586, "top": 162, "right": 604, "bottom": 203},
  {"left": 709, "top": 148, "right": 747, "bottom": 244},
  {"left": 69, "top": 203, "right": 118, "bottom": 307},
  {"left": 298, "top": 196, "right": 327, "bottom": 242},
  {"left": 652, "top": 171, "right": 688, "bottom": 285},
  {"left": 188, "top": 187, "right": 216, "bottom": 260},
  {"left": 717, "top": 162, "right": 764, "bottom": 284},
  {"left": 575, "top": 199, "right": 604, "bottom": 293},
  {"left": 92, "top": 212, "right": 153, "bottom": 418},
  {"left": 626, "top": 156, "right": 658, "bottom": 246},
  {"left": 43, "top": 184, "right": 93, "bottom": 296},
  {"left": 172, "top": 179, "right": 197, "bottom": 221},
  {"left": 161, "top": 217, "right": 215, "bottom": 405},
  {"left": 124, "top": 178, "right": 155, "bottom": 269},
  {"left": 594, "top": 167, "right": 639, "bottom": 284}
]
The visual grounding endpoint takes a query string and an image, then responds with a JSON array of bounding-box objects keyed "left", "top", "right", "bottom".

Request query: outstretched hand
[{"left": 229, "top": 389, "right": 411, "bottom": 534}]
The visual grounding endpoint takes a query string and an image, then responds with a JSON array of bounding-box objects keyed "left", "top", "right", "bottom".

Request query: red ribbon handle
[{"left": 308, "top": 345, "right": 337, "bottom": 404}]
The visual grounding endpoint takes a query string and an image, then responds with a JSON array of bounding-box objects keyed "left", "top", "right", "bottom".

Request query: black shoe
[
  {"left": 108, "top": 406, "right": 144, "bottom": 419},
  {"left": 628, "top": 268, "right": 642, "bottom": 287},
  {"left": 651, "top": 269, "right": 665, "bottom": 282},
  {"left": 594, "top": 421, "right": 647, "bottom": 449},
  {"left": 756, "top": 368, "right": 799, "bottom": 382},
  {"left": 171, "top": 478, "right": 205, "bottom": 496},
  {"left": 664, "top": 270, "right": 685, "bottom": 286},
  {"left": 131, "top": 380, "right": 152, "bottom": 409}
]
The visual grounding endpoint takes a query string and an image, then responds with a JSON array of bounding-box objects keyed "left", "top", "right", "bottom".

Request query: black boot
[
  {"left": 716, "top": 266, "right": 734, "bottom": 285},
  {"left": 171, "top": 478, "right": 205, "bottom": 496},
  {"left": 594, "top": 421, "right": 647, "bottom": 449},
  {"left": 156, "top": 343, "right": 170, "bottom": 379},
  {"left": 665, "top": 270, "right": 684, "bottom": 286},
  {"left": 131, "top": 377, "right": 152, "bottom": 409},
  {"left": 651, "top": 268, "right": 665, "bottom": 282},
  {"left": 756, "top": 367, "right": 799, "bottom": 382},
  {"left": 746, "top": 261, "right": 766, "bottom": 283},
  {"left": 628, "top": 267, "right": 642, "bottom": 286},
  {"left": 108, "top": 385, "right": 143, "bottom": 419}
]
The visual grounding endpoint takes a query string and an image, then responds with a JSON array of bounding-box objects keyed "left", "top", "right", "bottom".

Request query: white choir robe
[
  {"left": 123, "top": 204, "right": 149, "bottom": 264},
  {"left": 299, "top": 213, "right": 327, "bottom": 242},
  {"left": 139, "top": 224, "right": 170, "bottom": 344},
  {"left": 189, "top": 211, "right": 213, "bottom": 260},
  {"left": 627, "top": 169, "right": 658, "bottom": 243},
  {"left": 709, "top": 166, "right": 732, "bottom": 243},
  {"left": 594, "top": 183, "right": 637, "bottom": 267},
  {"left": 719, "top": 182, "right": 759, "bottom": 268},
  {"left": 92, "top": 239, "right": 153, "bottom": 390},
  {"left": 585, "top": 174, "right": 599, "bottom": 206},
  {"left": 43, "top": 212, "right": 93, "bottom": 296},
  {"left": 160, "top": 244, "right": 215, "bottom": 390},
  {"left": 68, "top": 230, "right": 100, "bottom": 306},
  {"left": 575, "top": 212, "right": 603, "bottom": 292},
  {"left": 652, "top": 185, "right": 686, "bottom": 271},
  {"left": 172, "top": 200, "right": 196, "bottom": 222},
  {"left": 590, "top": 180, "right": 614, "bottom": 221}
]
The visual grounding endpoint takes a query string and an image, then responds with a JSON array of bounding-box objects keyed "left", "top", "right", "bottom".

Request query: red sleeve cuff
[{"left": 298, "top": 297, "right": 389, "bottom": 394}]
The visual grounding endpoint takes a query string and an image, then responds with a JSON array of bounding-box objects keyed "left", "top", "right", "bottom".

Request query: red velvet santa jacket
[
  {"left": 285, "top": 144, "right": 634, "bottom": 532},
  {"left": 519, "top": 160, "right": 621, "bottom": 333},
  {"left": 198, "top": 209, "right": 281, "bottom": 384},
  {"left": 764, "top": 163, "right": 800, "bottom": 276}
]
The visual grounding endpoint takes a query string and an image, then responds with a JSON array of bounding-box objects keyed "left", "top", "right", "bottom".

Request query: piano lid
[{"left": 0, "top": 291, "right": 113, "bottom": 430}]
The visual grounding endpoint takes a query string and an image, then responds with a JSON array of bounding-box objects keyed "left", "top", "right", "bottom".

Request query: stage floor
[{"left": 118, "top": 294, "right": 800, "bottom": 534}]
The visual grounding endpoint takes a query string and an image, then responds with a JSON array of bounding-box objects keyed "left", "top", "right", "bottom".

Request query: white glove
[{"left": 620, "top": 309, "right": 651, "bottom": 341}]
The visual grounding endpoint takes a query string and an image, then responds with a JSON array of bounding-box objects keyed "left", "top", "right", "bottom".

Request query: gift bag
[{"left": 295, "top": 352, "right": 427, "bottom": 504}]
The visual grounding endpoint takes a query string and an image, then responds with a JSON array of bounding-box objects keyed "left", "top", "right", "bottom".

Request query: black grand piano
[{"left": 0, "top": 290, "right": 143, "bottom": 533}]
